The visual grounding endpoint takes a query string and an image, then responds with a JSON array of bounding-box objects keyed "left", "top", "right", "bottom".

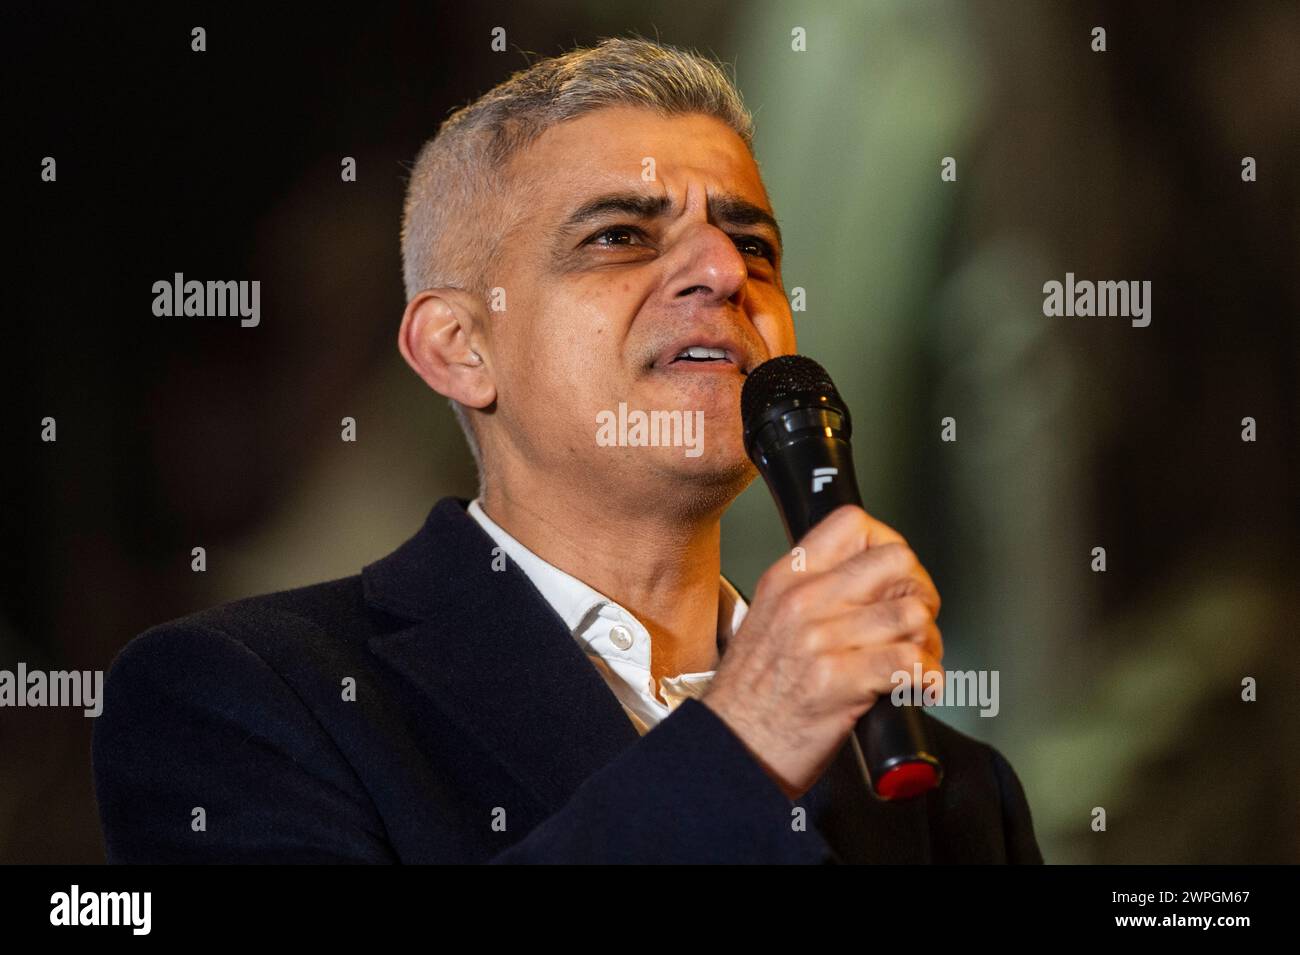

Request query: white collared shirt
[{"left": 467, "top": 498, "right": 748, "bottom": 735}]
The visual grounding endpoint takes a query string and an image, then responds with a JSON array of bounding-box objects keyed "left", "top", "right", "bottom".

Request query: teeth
[{"left": 676, "top": 346, "right": 729, "bottom": 361}]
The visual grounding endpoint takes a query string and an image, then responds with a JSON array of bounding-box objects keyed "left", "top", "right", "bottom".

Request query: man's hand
[{"left": 702, "top": 504, "right": 944, "bottom": 801}]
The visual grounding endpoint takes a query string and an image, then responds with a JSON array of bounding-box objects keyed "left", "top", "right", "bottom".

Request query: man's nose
[{"left": 664, "top": 222, "right": 748, "bottom": 306}]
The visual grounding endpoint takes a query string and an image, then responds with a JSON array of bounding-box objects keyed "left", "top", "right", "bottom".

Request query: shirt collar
[
  {"left": 467, "top": 498, "right": 747, "bottom": 645},
  {"left": 717, "top": 572, "right": 748, "bottom": 651}
]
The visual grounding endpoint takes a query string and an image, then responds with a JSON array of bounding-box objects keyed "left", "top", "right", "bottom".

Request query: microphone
[{"left": 740, "top": 354, "right": 943, "bottom": 801}]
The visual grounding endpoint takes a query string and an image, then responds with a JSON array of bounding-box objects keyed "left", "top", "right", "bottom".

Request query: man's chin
[
  {"left": 594, "top": 379, "right": 755, "bottom": 491},
  {"left": 577, "top": 438, "right": 756, "bottom": 519},
  {"left": 652, "top": 442, "right": 757, "bottom": 495},
  {"left": 639, "top": 449, "right": 756, "bottom": 519}
]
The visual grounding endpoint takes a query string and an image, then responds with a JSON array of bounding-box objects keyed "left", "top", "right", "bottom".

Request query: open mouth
[{"left": 667, "top": 345, "right": 743, "bottom": 371}]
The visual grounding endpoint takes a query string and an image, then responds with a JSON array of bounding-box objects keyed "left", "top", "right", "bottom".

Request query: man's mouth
[
  {"left": 654, "top": 340, "right": 751, "bottom": 374},
  {"left": 672, "top": 345, "right": 734, "bottom": 365}
]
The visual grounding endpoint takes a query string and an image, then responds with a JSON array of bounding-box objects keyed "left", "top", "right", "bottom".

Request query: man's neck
[{"left": 479, "top": 483, "right": 726, "bottom": 687}]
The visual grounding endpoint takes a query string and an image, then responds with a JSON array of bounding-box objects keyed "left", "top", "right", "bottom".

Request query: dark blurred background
[{"left": 6, "top": 0, "right": 1297, "bottom": 863}]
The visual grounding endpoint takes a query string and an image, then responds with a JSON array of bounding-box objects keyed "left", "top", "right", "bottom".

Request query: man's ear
[{"left": 397, "top": 289, "right": 495, "bottom": 409}]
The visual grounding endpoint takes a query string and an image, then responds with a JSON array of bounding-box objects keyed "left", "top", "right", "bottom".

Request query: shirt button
[{"left": 608, "top": 624, "right": 634, "bottom": 650}]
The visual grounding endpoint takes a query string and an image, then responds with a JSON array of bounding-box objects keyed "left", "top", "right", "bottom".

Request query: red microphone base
[{"left": 875, "top": 760, "right": 941, "bottom": 801}]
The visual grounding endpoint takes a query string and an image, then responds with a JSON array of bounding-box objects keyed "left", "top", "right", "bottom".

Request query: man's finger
[
  {"left": 792, "top": 504, "right": 907, "bottom": 575},
  {"left": 800, "top": 541, "right": 941, "bottom": 617}
]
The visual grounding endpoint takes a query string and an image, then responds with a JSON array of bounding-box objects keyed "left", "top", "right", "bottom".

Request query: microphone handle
[{"left": 756, "top": 433, "right": 943, "bottom": 802}]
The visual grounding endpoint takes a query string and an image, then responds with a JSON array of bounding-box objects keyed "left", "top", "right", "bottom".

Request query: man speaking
[{"left": 92, "top": 37, "right": 1042, "bottom": 864}]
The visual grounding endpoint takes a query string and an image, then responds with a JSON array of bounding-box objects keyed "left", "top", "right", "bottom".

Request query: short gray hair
[{"left": 400, "top": 36, "right": 755, "bottom": 476}]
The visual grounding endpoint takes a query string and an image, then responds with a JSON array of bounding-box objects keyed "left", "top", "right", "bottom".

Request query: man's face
[{"left": 480, "top": 106, "right": 796, "bottom": 507}]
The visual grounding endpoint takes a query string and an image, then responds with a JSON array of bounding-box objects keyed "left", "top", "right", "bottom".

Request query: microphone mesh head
[{"left": 741, "top": 354, "right": 841, "bottom": 427}]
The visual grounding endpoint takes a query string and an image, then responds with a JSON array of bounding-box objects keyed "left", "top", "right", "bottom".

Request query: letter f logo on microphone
[{"left": 812, "top": 466, "right": 838, "bottom": 493}]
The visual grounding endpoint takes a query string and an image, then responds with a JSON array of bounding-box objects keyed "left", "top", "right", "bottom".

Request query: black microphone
[{"left": 740, "top": 354, "right": 942, "bottom": 801}]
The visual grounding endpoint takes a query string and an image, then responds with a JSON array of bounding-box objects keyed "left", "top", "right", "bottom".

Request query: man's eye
[
  {"left": 588, "top": 226, "right": 644, "bottom": 248},
  {"left": 734, "top": 235, "right": 776, "bottom": 262},
  {"left": 584, "top": 226, "right": 774, "bottom": 263}
]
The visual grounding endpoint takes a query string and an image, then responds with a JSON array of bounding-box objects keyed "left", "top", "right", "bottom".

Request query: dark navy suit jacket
[{"left": 92, "top": 496, "right": 1044, "bottom": 863}]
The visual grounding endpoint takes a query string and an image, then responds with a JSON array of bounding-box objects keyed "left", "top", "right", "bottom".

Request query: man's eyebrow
[
  {"left": 557, "top": 191, "right": 783, "bottom": 251},
  {"left": 707, "top": 193, "right": 783, "bottom": 251}
]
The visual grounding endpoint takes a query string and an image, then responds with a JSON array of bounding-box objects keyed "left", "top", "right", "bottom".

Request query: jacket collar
[{"left": 362, "top": 497, "right": 643, "bottom": 812}]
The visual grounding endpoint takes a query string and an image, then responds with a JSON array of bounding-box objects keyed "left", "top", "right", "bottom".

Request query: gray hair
[{"left": 399, "top": 36, "right": 755, "bottom": 476}]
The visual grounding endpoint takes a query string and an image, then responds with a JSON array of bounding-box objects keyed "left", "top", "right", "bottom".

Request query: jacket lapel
[{"left": 363, "top": 497, "right": 641, "bottom": 814}]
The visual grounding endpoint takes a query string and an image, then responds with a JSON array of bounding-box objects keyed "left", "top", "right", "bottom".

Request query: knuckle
[
  {"left": 801, "top": 621, "right": 830, "bottom": 655},
  {"left": 893, "top": 543, "right": 919, "bottom": 571},
  {"left": 901, "top": 596, "right": 930, "bottom": 631},
  {"left": 781, "top": 581, "right": 819, "bottom": 622},
  {"left": 833, "top": 502, "right": 868, "bottom": 527},
  {"left": 831, "top": 504, "right": 872, "bottom": 546},
  {"left": 870, "top": 543, "right": 913, "bottom": 582}
]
